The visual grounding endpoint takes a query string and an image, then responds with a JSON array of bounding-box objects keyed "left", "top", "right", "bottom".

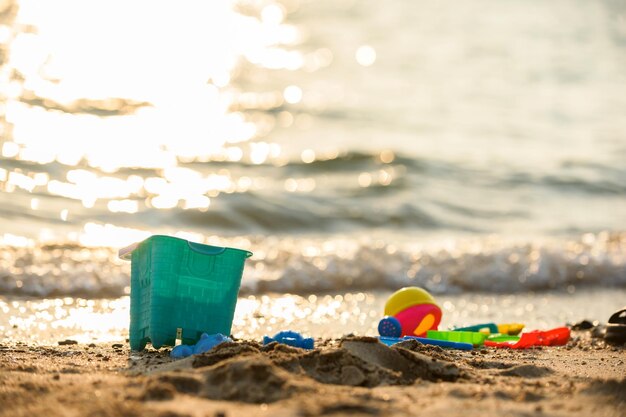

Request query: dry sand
[{"left": 1, "top": 328, "right": 624, "bottom": 417}]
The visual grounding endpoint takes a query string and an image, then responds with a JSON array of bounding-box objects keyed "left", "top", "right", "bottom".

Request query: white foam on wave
[
  {"left": 1, "top": 232, "right": 624, "bottom": 297},
  {"left": 242, "top": 231, "right": 626, "bottom": 294}
]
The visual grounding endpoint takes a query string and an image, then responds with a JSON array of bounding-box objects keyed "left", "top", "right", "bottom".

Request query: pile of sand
[
  {"left": 1, "top": 329, "right": 624, "bottom": 417},
  {"left": 143, "top": 337, "right": 464, "bottom": 404}
]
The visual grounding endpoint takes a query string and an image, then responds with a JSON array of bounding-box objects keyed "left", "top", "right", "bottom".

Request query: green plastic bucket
[{"left": 119, "top": 235, "right": 252, "bottom": 351}]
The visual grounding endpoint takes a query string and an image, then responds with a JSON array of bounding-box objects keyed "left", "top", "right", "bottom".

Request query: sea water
[{"left": 0, "top": 0, "right": 625, "bottom": 342}]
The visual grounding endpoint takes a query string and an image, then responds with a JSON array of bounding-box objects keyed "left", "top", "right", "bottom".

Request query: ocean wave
[
  {"left": 1, "top": 232, "right": 624, "bottom": 298},
  {"left": 180, "top": 192, "right": 443, "bottom": 232},
  {"left": 1, "top": 149, "right": 625, "bottom": 239},
  {"left": 8, "top": 148, "right": 624, "bottom": 193}
]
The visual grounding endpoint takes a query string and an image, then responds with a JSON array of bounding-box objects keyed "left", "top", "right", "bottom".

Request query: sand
[{"left": 1, "top": 325, "right": 624, "bottom": 417}]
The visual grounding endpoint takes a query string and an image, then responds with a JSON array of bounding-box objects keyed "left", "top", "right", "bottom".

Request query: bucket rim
[{"left": 118, "top": 234, "right": 253, "bottom": 260}]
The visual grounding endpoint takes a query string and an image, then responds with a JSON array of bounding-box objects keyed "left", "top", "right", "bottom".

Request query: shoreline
[
  {"left": 3, "top": 288, "right": 626, "bottom": 345},
  {"left": 1, "top": 328, "right": 624, "bottom": 417}
]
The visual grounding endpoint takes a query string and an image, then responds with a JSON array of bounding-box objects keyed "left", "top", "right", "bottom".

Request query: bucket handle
[
  {"left": 118, "top": 242, "right": 139, "bottom": 260},
  {"left": 187, "top": 241, "right": 226, "bottom": 256}
]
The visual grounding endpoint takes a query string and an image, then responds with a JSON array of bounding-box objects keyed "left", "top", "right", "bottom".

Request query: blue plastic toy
[
  {"left": 378, "top": 336, "right": 473, "bottom": 351},
  {"left": 263, "top": 330, "right": 314, "bottom": 350},
  {"left": 171, "top": 344, "right": 193, "bottom": 358},
  {"left": 170, "top": 333, "right": 232, "bottom": 359},
  {"left": 378, "top": 316, "right": 403, "bottom": 338}
]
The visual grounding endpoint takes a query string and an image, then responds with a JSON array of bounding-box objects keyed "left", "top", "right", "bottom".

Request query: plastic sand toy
[
  {"left": 263, "top": 331, "right": 314, "bottom": 350},
  {"left": 453, "top": 323, "right": 499, "bottom": 334},
  {"left": 378, "top": 336, "right": 473, "bottom": 351},
  {"left": 497, "top": 323, "right": 525, "bottom": 335},
  {"left": 378, "top": 316, "right": 403, "bottom": 338},
  {"left": 452, "top": 323, "right": 525, "bottom": 335},
  {"left": 486, "top": 334, "right": 521, "bottom": 343},
  {"left": 381, "top": 287, "right": 442, "bottom": 337},
  {"left": 484, "top": 327, "right": 570, "bottom": 349},
  {"left": 119, "top": 235, "right": 252, "bottom": 351},
  {"left": 170, "top": 333, "right": 232, "bottom": 359},
  {"left": 427, "top": 330, "right": 487, "bottom": 346}
]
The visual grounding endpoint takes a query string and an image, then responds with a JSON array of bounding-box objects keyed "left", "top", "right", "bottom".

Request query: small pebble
[{"left": 58, "top": 340, "right": 78, "bottom": 346}]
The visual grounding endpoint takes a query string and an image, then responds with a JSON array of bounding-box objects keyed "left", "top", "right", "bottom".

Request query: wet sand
[{"left": 1, "top": 327, "right": 624, "bottom": 417}]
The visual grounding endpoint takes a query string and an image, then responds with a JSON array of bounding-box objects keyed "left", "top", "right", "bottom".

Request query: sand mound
[
  {"left": 200, "top": 357, "right": 300, "bottom": 403},
  {"left": 582, "top": 377, "right": 626, "bottom": 402},
  {"left": 197, "top": 336, "right": 463, "bottom": 387},
  {"left": 144, "top": 337, "right": 466, "bottom": 404},
  {"left": 342, "top": 337, "right": 462, "bottom": 382},
  {"left": 192, "top": 342, "right": 261, "bottom": 368},
  {"left": 467, "top": 359, "right": 515, "bottom": 370},
  {"left": 499, "top": 364, "right": 553, "bottom": 378},
  {"left": 155, "top": 374, "right": 203, "bottom": 394},
  {"left": 298, "top": 347, "right": 402, "bottom": 386}
]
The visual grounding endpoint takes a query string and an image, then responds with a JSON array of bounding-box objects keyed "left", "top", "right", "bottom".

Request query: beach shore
[{"left": 1, "top": 327, "right": 624, "bottom": 417}]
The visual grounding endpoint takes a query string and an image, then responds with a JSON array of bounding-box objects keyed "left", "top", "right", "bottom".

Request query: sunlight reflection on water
[
  {"left": 1, "top": 0, "right": 625, "bottom": 245},
  {"left": 6, "top": 2, "right": 275, "bottom": 165},
  {"left": 0, "top": 0, "right": 625, "bottom": 310},
  {"left": 0, "top": 0, "right": 317, "bottom": 245},
  {"left": 2, "top": 289, "right": 624, "bottom": 344}
]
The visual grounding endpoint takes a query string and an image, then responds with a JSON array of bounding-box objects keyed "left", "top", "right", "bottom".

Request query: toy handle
[{"left": 188, "top": 241, "right": 226, "bottom": 255}]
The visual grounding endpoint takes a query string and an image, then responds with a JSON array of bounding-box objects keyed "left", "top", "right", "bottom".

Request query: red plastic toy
[{"left": 484, "top": 327, "right": 570, "bottom": 349}]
